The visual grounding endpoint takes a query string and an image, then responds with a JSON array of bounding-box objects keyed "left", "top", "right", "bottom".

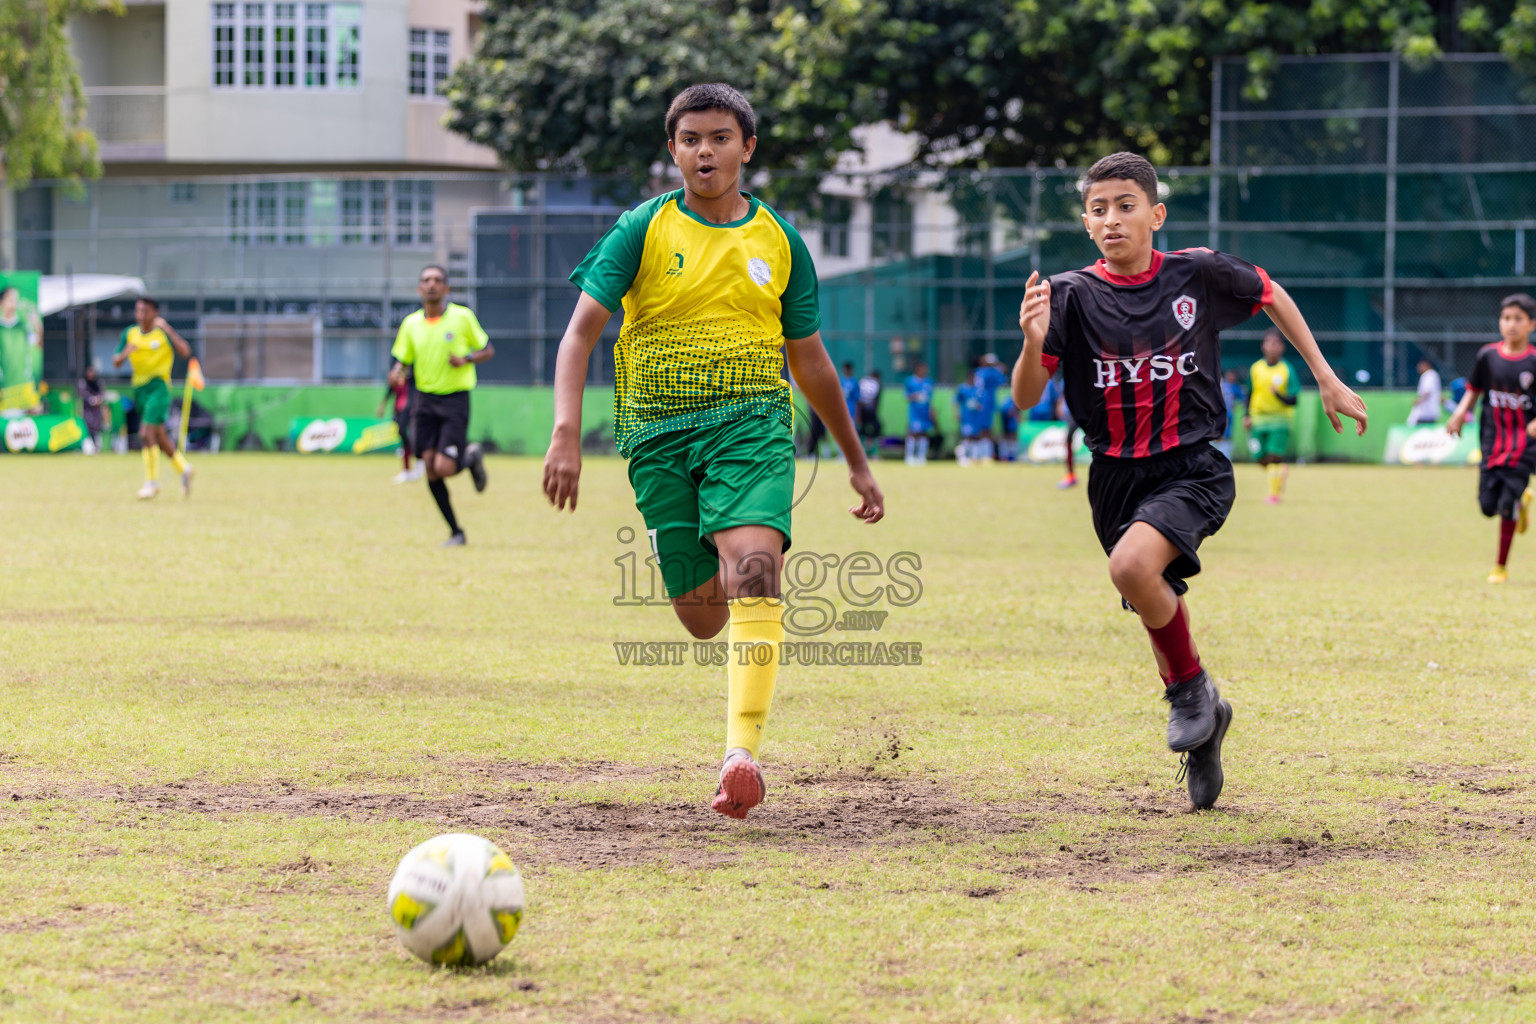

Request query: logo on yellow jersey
[
  {"left": 748, "top": 257, "right": 772, "bottom": 286},
  {"left": 666, "top": 252, "right": 684, "bottom": 277}
]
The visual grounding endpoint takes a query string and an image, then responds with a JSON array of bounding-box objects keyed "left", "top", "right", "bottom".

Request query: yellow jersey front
[
  {"left": 1248, "top": 357, "right": 1298, "bottom": 420},
  {"left": 570, "top": 190, "right": 820, "bottom": 456},
  {"left": 116, "top": 326, "right": 175, "bottom": 387}
]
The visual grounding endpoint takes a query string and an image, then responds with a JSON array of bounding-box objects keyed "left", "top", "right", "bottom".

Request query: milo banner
[
  {"left": 2, "top": 414, "right": 86, "bottom": 453},
  {"left": 289, "top": 417, "right": 401, "bottom": 454},
  {"left": 1017, "top": 422, "right": 1092, "bottom": 463},
  {"left": 1382, "top": 425, "right": 1481, "bottom": 466},
  {"left": 0, "top": 271, "right": 44, "bottom": 415}
]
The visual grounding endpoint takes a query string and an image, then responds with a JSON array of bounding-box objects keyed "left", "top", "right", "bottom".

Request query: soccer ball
[{"left": 387, "top": 833, "right": 526, "bottom": 966}]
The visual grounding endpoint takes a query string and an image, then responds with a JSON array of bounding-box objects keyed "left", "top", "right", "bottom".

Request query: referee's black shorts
[
  {"left": 412, "top": 390, "right": 470, "bottom": 462},
  {"left": 1087, "top": 443, "right": 1236, "bottom": 597},
  {"left": 1479, "top": 464, "right": 1531, "bottom": 520}
]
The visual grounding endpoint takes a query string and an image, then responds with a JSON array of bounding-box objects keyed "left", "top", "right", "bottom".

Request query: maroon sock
[
  {"left": 1145, "top": 602, "right": 1202, "bottom": 686},
  {"left": 1064, "top": 433, "right": 1076, "bottom": 476},
  {"left": 1499, "top": 516, "right": 1517, "bottom": 567}
]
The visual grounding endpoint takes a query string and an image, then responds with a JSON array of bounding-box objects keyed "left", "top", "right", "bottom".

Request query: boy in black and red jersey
[
  {"left": 1446, "top": 293, "right": 1536, "bottom": 584},
  {"left": 1010, "top": 153, "right": 1368, "bottom": 809}
]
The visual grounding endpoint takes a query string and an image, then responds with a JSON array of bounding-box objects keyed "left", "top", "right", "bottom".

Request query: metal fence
[{"left": 8, "top": 53, "right": 1533, "bottom": 388}]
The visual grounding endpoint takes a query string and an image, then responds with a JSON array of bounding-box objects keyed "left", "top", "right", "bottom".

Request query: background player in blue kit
[
  {"left": 955, "top": 367, "right": 994, "bottom": 465},
  {"left": 905, "top": 359, "right": 934, "bottom": 465},
  {"left": 998, "top": 395, "right": 1020, "bottom": 461}
]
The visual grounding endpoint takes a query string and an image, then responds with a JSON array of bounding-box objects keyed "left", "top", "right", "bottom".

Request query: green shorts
[
  {"left": 627, "top": 414, "right": 796, "bottom": 598},
  {"left": 1248, "top": 417, "right": 1291, "bottom": 460},
  {"left": 134, "top": 379, "right": 171, "bottom": 427}
]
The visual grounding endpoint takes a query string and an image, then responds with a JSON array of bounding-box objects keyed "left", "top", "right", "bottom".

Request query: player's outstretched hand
[
  {"left": 848, "top": 466, "right": 884, "bottom": 524},
  {"left": 1319, "top": 376, "right": 1369, "bottom": 436},
  {"left": 542, "top": 437, "right": 582, "bottom": 512},
  {"left": 1446, "top": 413, "right": 1465, "bottom": 438},
  {"left": 1018, "top": 271, "right": 1051, "bottom": 347}
]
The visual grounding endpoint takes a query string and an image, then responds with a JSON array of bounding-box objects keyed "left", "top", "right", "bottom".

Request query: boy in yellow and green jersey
[
  {"left": 542, "top": 83, "right": 884, "bottom": 821},
  {"left": 112, "top": 297, "right": 193, "bottom": 499},
  {"left": 1244, "top": 329, "right": 1300, "bottom": 504}
]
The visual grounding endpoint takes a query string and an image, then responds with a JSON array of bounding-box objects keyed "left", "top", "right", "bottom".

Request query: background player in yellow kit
[
  {"left": 1245, "top": 329, "right": 1299, "bottom": 504},
  {"left": 542, "top": 84, "right": 883, "bottom": 820},
  {"left": 112, "top": 297, "right": 193, "bottom": 499}
]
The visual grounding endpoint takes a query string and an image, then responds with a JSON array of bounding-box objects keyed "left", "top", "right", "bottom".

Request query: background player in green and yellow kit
[
  {"left": 1245, "top": 329, "right": 1299, "bottom": 504},
  {"left": 542, "top": 83, "right": 884, "bottom": 820},
  {"left": 112, "top": 297, "right": 193, "bottom": 499},
  {"left": 389, "top": 265, "right": 493, "bottom": 546}
]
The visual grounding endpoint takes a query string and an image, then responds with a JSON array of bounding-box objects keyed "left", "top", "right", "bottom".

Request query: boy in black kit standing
[
  {"left": 1446, "top": 293, "right": 1536, "bottom": 583},
  {"left": 1011, "top": 153, "right": 1368, "bottom": 808}
]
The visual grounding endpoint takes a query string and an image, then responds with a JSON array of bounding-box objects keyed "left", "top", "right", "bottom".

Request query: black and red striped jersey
[
  {"left": 1468, "top": 342, "right": 1536, "bottom": 470},
  {"left": 1040, "top": 248, "right": 1272, "bottom": 458}
]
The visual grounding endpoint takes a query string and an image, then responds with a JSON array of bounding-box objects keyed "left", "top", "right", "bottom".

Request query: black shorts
[
  {"left": 1479, "top": 464, "right": 1532, "bottom": 519},
  {"left": 412, "top": 390, "right": 470, "bottom": 461},
  {"left": 1087, "top": 443, "right": 1236, "bottom": 598}
]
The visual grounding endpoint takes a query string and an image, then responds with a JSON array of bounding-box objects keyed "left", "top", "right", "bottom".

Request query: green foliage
[
  {"left": 448, "top": 0, "right": 1536, "bottom": 182},
  {"left": 0, "top": 0, "right": 119, "bottom": 187},
  {"left": 444, "top": 0, "right": 798, "bottom": 178},
  {"left": 773, "top": 0, "right": 1452, "bottom": 171}
]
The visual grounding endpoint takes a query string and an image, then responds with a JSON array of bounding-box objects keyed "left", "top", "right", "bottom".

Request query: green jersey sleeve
[
  {"left": 391, "top": 316, "right": 415, "bottom": 365},
  {"left": 766, "top": 207, "right": 821, "bottom": 339},
  {"left": 115, "top": 329, "right": 129, "bottom": 354},
  {"left": 569, "top": 197, "right": 665, "bottom": 312}
]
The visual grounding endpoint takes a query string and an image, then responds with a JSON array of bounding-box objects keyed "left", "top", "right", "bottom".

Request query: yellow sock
[
  {"left": 725, "top": 597, "right": 784, "bottom": 759},
  {"left": 143, "top": 446, "right": 160, "bottom": 482},
  {"left": 171, "top": 450, "right": 189, "bottom": 474},
  {"left": 1267, "top": 463, "right": 1282, "bottom": 498}
]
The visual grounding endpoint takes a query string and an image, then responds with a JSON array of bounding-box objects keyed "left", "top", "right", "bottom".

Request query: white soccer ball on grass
[{"left": 387, "top": 832, "right": 525, "bottom": 966}]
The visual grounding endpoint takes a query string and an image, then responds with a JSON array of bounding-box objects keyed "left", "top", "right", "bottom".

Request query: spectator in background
[
  {"left": 904, "top": 359, "right": 934, "bottom": 465},
  {"left": 1409, "top": 358, "right": 1443, "bottom": 426},
  {"left": 1030, "top": 373, "right": 1064, "bottom": 421},
  {"left": 839, "top": 361, "right": 859, "bottom": 427},
  {"left": 377, "top": 364, "right": 423, "bottom": 483},
  {"left": 77, "top": 365, "right": 106, "bottom": 454},
  {"left": 1216, "top": 369, "right": 1246, "bottom": 458},
  {"left": 998, "top": 394, "right": 1020, "bottom": 462},
  {"left": 856, "top": 368, "right": 883, "bottom": 455}
]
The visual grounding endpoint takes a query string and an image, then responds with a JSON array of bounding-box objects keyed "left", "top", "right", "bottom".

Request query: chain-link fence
[{"left": 7, "top": 53, "right": 1531, "bottom": 388}]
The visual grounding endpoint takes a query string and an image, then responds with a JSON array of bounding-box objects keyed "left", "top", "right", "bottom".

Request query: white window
[
  {"left": 409, "top": 29, "right": 451, "bottom": 97},
  {"left": 213, "top": 2, "right": 361, "bottom": 90},
  {"left": 229, "top": 180, "right": 435, "bottom": 247}
]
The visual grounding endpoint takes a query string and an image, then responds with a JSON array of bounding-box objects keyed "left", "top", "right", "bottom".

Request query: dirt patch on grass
[{"left": 5, "top": 764, "right": 1452, "bottom": 882}]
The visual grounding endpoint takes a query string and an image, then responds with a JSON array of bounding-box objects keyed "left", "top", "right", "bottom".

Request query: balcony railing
[{"left": 83, "top": 87, "right": 166, "bottom": 154}]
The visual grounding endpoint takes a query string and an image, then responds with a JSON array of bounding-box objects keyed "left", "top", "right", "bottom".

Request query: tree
[
  {"left": 0, "top": 0, "right": 120, "bottom": 187},
  {"left": 770, "top": 0, "right": 1463, "bottom": 172},
  {"left": 448, "top": 0, "right": 1536, "bottom": 180},
  {"left": 444, "top": 0, "right": 800, "bottom": 179}
]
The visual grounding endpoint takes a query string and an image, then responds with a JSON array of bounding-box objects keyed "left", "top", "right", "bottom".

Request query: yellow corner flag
[{"left": 178, "top": 358, "right": 205, "bottom": 452}]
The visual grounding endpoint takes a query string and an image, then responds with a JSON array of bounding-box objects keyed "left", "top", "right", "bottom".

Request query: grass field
[{"left": 3, "top": 452, "right": 1535, "bottom": 1023}]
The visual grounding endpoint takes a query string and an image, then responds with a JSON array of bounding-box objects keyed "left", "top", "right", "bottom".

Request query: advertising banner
[
  {"left": 1, "top": 414, "right": 86, "bottom": 453},
  {"left": 1382, "top": 425, "right": 1480, "bottom": 466},
  {"left": 0, "top": 271, "right": 44, "bottom": 415},
  {"left": 1017, "top": 422, "right": 1092, "bottom": 463},
  {"left": 289, "top": 417, "right": 402, "bottom": 454}
]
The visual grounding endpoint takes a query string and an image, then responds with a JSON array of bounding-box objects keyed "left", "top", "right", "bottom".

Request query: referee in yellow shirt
[
  {"left": 390, "top": 265, "right": 494, "bottom": 546},
  {"left": 1244, "top": 329, "right": 1300, "bottom": 505}
]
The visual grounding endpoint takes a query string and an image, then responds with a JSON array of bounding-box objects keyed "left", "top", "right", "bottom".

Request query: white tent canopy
[{"left": 37, "top": 274, "right": 146, "bottom": 317}]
